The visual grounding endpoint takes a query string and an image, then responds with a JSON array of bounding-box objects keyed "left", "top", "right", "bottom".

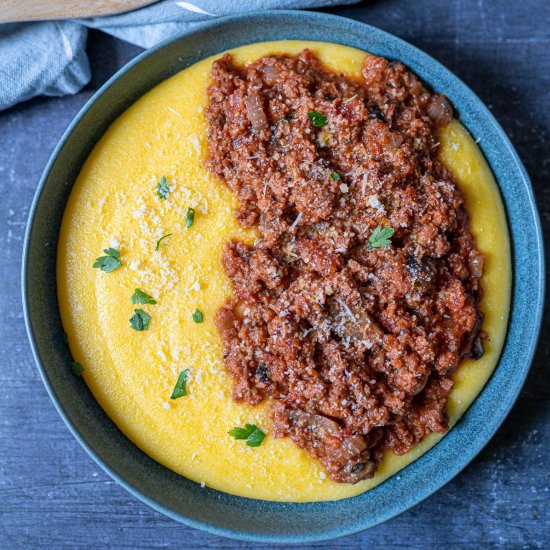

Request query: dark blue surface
[{"left": 2, "top": 1, "right": 550, "bottom": 548}]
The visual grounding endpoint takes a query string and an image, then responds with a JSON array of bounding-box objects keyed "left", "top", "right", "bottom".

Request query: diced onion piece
[
  {"left": 263, "top": 65, "right": 280, "bottom": 84},
  {"left": 427, "top": 94, "right": 453, "bottom": 126},
  {"left": 309, "top": 414, "right": 339, "bottom": 435},
  {"left": 245, "top": 93, "right": 268, "bottom": 134},
  {"left": 469, "top": 253, "right": 484, "bottom": 278},
  {"left": 340, "top": 304, "right": 384, "bottom": 343},
  {"left": 334, "top": 435, "right": 367, "bottom": 460}
]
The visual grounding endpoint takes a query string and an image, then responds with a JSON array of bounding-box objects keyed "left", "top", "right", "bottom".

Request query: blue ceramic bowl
[{"left": 22, "top": 10, "right": 544, "bottom": 543}]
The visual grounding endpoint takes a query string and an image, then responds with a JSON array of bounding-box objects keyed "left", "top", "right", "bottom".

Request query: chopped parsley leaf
[
  {"left": 129, "top": 308, "right": 151, "bottom": 331},
  {"left": 229, "top": 424, "right": 266, "bottom": 447},
  {"left": 70, "top": 361, "right": 84, "bottom": 376},
  {"left": 157, "top": 176, "right": 171, "bottom": 199},
  {"left": 192, "top": 309, "right": 204, "bottom": 323},
  {"left": 170, "top": 369, "right": 190, "bottom": 399},
  {"left": 368, "top": 225, "right": 395, "bottom": 249},
  {"left": 103, "top": 248, "right": 120, "bottom": 258},
  {"left": 185, "top": 207, "right": 195, "bottom": 228},
  {"left": 307, "top": 111, "right": 327, "bottom": 127},
  {"left": 131, "top": 289, "right": 157, "bottom": 305},
  {"left": 93, "top": 248, "right": 122, "bottom": 273},
  {"left": 156, "top": 233, "right": 173, "bottom": 251},
  {"left": 331, "top": 171, "right": 341, "bottom": 180}
]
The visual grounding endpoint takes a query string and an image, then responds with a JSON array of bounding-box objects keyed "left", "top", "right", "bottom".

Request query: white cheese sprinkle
[
  {"left": 289, "top": 212, "right": 302, "bottom": 232},
  {"left": 190, "top": 135, "right": 201, "bottom": 154},
  {"left": 335, "top": 297, "right": 357, "bottom": 324},
  {"left": 361, "top": 174, "right": 369, "bottom": 195},
  {"left": 367, "top": 194, "right": 385, "bottom": 213},
  {"left": 133, "top": 205, "right": 147, "bottom": 218}
]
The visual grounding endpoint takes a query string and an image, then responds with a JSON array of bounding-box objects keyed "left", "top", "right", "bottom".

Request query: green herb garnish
[
  {"left": 129, "top": 309, "right": 151, "bottom": 331},
  {"left": 93, "top": 248, "right": 122, "bottom": 273},
  {"left": 103, "top": 247, "right": 120, "bottom": 257},
  {"left": 170, "top": 369, "right": 190, "bottom": 399},
  {"left": 192, "top": 309, "right": 204, "bottom": 323},
  {"left": 331, "top": 171, "right": 341, "bottom": 180},
  {"left": 229, "top": 424, "right": 266, "bottom": 447},
  {"left": 368, "top": 225, "right": 395, "bottom": 250},
  {"left": 70, "top": 361, "right": 84, "bottom": 376},
  {"left": 131, "top": 289, "right": 157, "bottom": 305},
  {"left": 156, "top": 233, "right": 173, "bottom": 251},
  {"left": 185, "top": 207, "right": 195, "bottom": 228},
  {"left": 307, "top": 111, "right": 327, "bottom": 127},
  {"left": 157, "top": 176, "right": 171, "bottom": 200}
]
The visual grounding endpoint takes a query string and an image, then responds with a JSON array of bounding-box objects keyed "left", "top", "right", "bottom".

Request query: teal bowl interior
[{"left": 22, "top": 10, "right": 544, "bottom": 543}]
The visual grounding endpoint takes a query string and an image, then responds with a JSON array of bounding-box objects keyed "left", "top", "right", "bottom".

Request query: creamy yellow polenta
[{"left": 57, "top": 41, "right": 511, "bottom": 502}]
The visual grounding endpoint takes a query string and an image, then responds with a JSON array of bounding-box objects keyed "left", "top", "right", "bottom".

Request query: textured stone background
[{"left": 1, "top": 0, "right": 549, "bottom": 548}]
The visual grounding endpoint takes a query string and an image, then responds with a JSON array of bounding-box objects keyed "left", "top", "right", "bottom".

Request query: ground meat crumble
[{"left": 206, "top": 50, "right": 485, "bottom": 484}]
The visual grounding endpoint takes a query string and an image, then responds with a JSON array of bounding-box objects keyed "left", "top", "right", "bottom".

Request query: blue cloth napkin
[{"left": 0, "top": 0, "right": 358, "bottom": 111}]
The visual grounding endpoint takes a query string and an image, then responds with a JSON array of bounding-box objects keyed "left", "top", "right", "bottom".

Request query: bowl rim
[{"left": 22, "top": 9, "right": 545, "bottom": 543}]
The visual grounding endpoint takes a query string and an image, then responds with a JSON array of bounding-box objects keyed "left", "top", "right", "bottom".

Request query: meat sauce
[{"left": 206, "top": 50, "right": 485, "bottom": 483}]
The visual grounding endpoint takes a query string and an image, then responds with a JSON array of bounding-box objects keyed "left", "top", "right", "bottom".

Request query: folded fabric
[{"left": 0, "top": 0, "right": 358, "bottom": 111}]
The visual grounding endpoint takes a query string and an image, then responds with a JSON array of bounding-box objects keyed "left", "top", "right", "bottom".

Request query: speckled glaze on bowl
[{"left": 22, "top": 11, "right": 544, "bottom": 543}]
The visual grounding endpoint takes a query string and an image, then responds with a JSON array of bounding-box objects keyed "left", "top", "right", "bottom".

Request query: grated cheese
[
  {"left": 366, "top": 194, "right": 385, "bottom": 214},
  {"left": 335, "top": 297, "right": 357, "bottom": 324},
  {"left": 289, "top": 212, "right": 302, "bottom": 232}
]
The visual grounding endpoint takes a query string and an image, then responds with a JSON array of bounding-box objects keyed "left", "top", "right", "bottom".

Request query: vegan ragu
[{"left": 206, "top": 50, "right": 485, "bottom": 484}]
